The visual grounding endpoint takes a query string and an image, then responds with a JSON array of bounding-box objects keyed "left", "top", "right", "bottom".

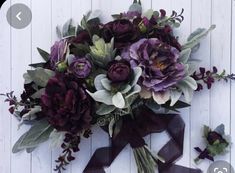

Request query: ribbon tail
[
  {"left": 159, "top": 164, "right": 202, "bottom": 173},
  {"left": 83, "top": 140, "right": 127, "bottom": 173}
]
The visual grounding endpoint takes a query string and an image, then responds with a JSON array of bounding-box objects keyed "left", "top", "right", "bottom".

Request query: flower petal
[{"left": 152, "top": 91, "right": 170, "bottom": 105}]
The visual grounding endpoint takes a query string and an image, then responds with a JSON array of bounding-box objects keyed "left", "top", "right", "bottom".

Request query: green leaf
[
  {"left": 187, "top": 60, "right": 200, "bottom": 75},
  {"left": 87, "top": 10, "right": 102, "bottom": 21},
  {"left": 56, "top": 26, "right": 62, "bottom": 39},
  {"left": 179, "top": 48, "right": 191, "bottom": 63},
  {"left": 177, "top": 82, "right": 194, "bottom": 103},
  {"left": 145, "top": 100, "right": 161, "bottom": 113},
  {"left": 86, "top": 90, "right": 113, "bottom": 105},
  {"left": 37, "top": 48, "right": 49, "bottom": 62},
  {"left": 143, "top": 9, "right": 154, "bottom": 20},
  {"left": 203, "top": 125, "right": 210, "bottom": 138},
  {"left": 162, "top": 100, "right": 190, "bottom": 112},
  {"left": 182, "top": 25, "right": 216, "bottom": 50},
  {"left": 27, "top": 68, "right": 55, "bottom": 87},
  {"left": 112, "top": 92, "right": 125, "bottom": 108},
  {"left": 108, "top": 118, "right": 116, "bottom": 137},
  {"left": 170, "top": 89, "right": 182, "bottom": 106},
  {"left": 12, "top": 133, "right": 28, "bottom": 153},
  {"left": 131, "top": 67, "right": 142, "bottom": 87},
  {"left": 129, "top": 3, "right": 142, "bottom": 13},
  {"left": 12, "top": 119, "right": 54, "bottom": 153},
  {"left": 214, "top": 124, "right": 225, "bottom": 135},
  {"left": 62, "top": 19, "right": 76, "bottom": 38},
  {"left": 21, "top": 106, "right": 41, "bottom": 122},
  {"left": 29, "top": 62, "right": 46, "bottom": 68},
  {"left": 101, "top": 78, "right": 111, "bottom": 91},
  {"left": 26, "top": 147, "right": 35, "bottom": 153},
  {"left": 23, "top": 73, "right": 33, "bottom": 84},
  {"left": 94, "top": 74, "right": 106, "bottom": 90},
  {"left": 125, "top": 85, "right": 141, "bottom": 98},
  {"left": 31, "top": 88, "right": 45, "bottom": 99},
  {"left": 113, "top": 118, "right": 123, "bottom": 138},
  {"left": 70, "top": 43, "right": 90, "bottom": 57},
  {"left": 49, "top": 130, "right": 65, "bottom": 148},
  {"left": 96, "top": 104, "right": 116, "bottom": 116},
  {"left": 182, "top": 76, "right": 198, "bottom": 90}
]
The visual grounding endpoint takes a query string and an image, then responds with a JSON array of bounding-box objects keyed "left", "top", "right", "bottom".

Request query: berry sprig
[{"left": 192, "top": 67, "right": 235, "bottom": 91}]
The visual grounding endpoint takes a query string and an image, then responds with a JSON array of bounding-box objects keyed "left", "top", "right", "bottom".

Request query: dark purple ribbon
[{"left": 83, "top": 106, "right": 202, "bottom": 173}]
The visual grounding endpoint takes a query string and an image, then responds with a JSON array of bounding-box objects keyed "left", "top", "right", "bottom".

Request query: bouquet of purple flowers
[{"left": 2, "top": 1, "right": 234, "bottom": 173}]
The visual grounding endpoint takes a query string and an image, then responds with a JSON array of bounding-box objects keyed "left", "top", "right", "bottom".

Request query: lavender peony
[
  {"left": 122, "top": 38, "right": 185, "bottom": 94},
  {"left": 50, "top": 40, "right": 67, "bottom": 69}
]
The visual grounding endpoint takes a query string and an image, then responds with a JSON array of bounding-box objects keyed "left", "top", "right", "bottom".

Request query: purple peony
[
  {"left": 69, "top": 58, "right": 92, "bottom": 79},
  {"left": 122, "top": 38, "right": 185, "bottom": 92},
  {"left": 41, "top": 74, "right": 93, "bottom": 134},
  {"left": 50, "top": 40, "right": 67, "bottom": 69},
  {"left": 107, "top": 60, "right": 131, "bottom": 83}
]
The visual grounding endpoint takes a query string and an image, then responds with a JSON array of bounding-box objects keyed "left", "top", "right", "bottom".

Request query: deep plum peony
[{"left": 41, "top": 73, "right": 93, "bottom": 134}]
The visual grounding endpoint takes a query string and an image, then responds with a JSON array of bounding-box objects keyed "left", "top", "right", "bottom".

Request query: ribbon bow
[{"left": 84, "top": 106, "right": 201, "bottom": 173}]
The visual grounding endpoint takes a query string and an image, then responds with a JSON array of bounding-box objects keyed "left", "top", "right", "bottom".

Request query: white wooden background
[{"left": 0, "top": 0, "right": 235, "bottom": 173}]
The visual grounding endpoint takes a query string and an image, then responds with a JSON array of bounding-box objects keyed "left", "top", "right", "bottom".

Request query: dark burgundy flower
[
  {"left": 107, "top": 60, "right": 131, "bottom": 83},
  {"left": 207, "top": 131, "right": 227, "bottom": 145},
  {"left": 41, "top": 73, "right": 93, "bottom": 134},
  {"left": 71, "top": 30, "right": 91, "bottom": 45},
  {"left": 102, "top": 19, "right": 138, "bottom": 49},
  {"left": 21, "top": 83, "right": 37, "bottom": 102},
  {"left": 150, "top": 25, "right": 182, "bottom": 51},
  {"left": 69, "top": 57, "right": 92, "bottom": 79}
]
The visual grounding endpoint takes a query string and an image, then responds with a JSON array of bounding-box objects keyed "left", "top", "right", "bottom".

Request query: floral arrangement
[
  {"left": 194, "top": 124, "right": 230, "bottom": 163},
  {"left": 2, "top": 1, "right": 235, "bottom": 173}
]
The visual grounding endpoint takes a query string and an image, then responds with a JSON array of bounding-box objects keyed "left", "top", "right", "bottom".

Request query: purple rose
[
  {"left": 41, "top": 74, "right": 93, "bottom": 134},
  {"left": 69, "top": 58, "right": 92, "bottom": 78},
  {"left": 122, "top": 38, "right": 185, "bottom": 92},
  {"left": 102, "top": 19, "right": 138, "bottom": 49},
  {"left": 50, "top": 40, "right": 67, "bottom": 69},
  {"left": 107, "top": 60, "right": 131, "bottom": 83}
]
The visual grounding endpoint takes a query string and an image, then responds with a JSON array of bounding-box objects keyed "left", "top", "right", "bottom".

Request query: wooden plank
[
  {"left": 70, "top": 1, "right": 92, "bottom": 173},
  {"left": 210, "top": 0, "right": 232, "bottom": 163},
  {"left": 89, "top": 1, "right": 112, "bottom": 172},
  {"left": 10, "top": 0, "right": 32, "bottom": 172},
  {"left": 151, "top": 0, "right": 192, "bottom": 169},
  {"left": 31, "top": 0, "right": 52, "bottom": 172},
  {"left": 51, "top": 0, "right": 72, "bottom": 172},
  {"left": 190, "top": 0, "right": 212, "bottom": 171},
  {"left": 231, "top": 0, "right": 235, "bottom": 168},
  {"left": 0, "top": 1, "right": 12, "bottom": 173}
]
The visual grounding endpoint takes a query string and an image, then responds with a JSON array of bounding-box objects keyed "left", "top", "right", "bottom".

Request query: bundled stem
[{"left": 133, "top": 146, "right": 165, "bottom": 173}]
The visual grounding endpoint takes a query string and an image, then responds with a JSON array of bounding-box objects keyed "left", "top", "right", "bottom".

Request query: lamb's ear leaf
[
  {"left": 12, "top": 119, "right": 54, "bottom": 153},
  {"left": 112, "top": 92, "right": 125, "bottom": 109},
  {"left": 129, "top": 2, "right": 142, "bottom": 13},
  {"left": 183, "top": 25, "right": 216, "bottom": 50},
  {"left": 96, "top": 104, "right": 116, "bottom": 116},
  {"left": 26, "top": 147, "right": 36, "bottom": 153},
  {"left": 27, "top": 68, "right": 55, "bottom": 87},
  {"left": 37, "top": 48, "right": 49, "bottom": 62}
]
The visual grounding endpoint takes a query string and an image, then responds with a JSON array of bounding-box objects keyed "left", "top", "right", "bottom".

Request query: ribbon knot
[{"left": 84, "top": 106, "right": 202, "bottom": 173}]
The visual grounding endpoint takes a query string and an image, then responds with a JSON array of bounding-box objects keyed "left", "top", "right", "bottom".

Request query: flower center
[
  {"left": 154, "top": 60, "right": 167, "bottom": 71},
  {"left": 77, "top": 63, "right": 85, "bottom": 70}
]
